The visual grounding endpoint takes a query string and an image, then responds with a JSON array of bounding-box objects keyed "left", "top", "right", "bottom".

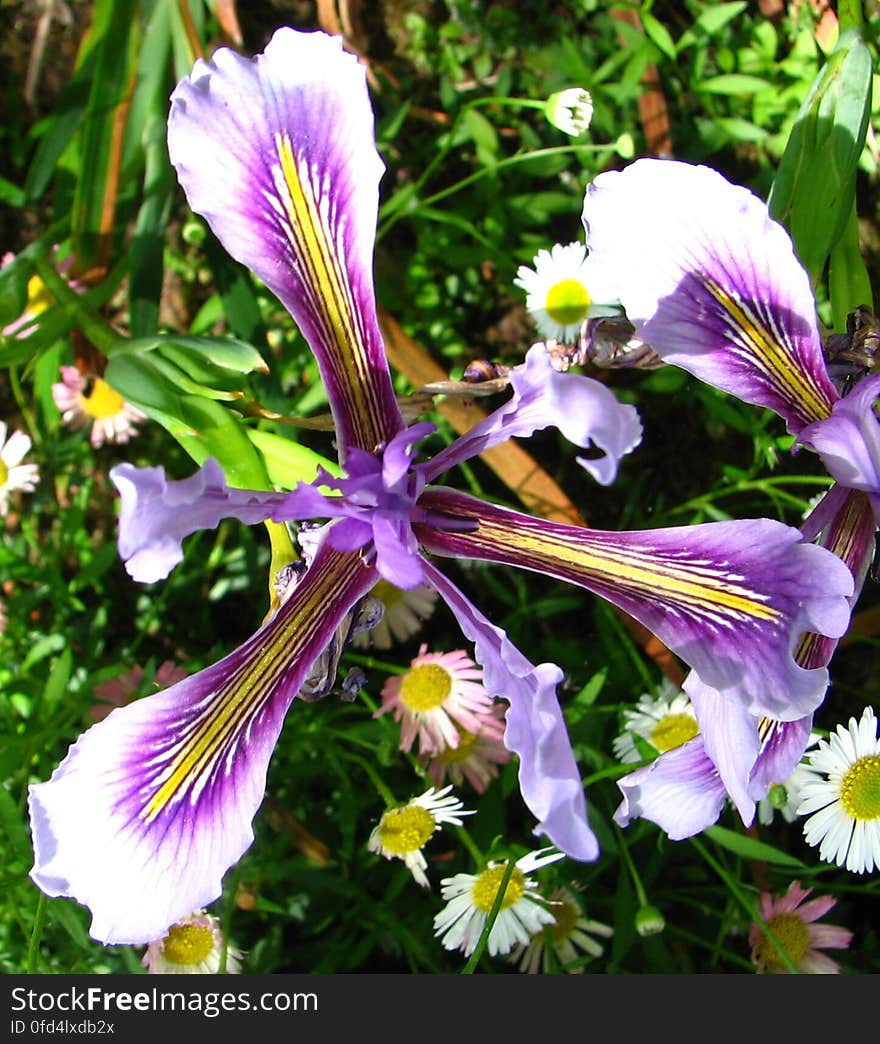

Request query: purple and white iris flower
[
  {"left": 28, "top": 33, "right": 855, "bottom": 944},
  {"left": 581, "top": 158, "right": 879, "bottom": 838}
]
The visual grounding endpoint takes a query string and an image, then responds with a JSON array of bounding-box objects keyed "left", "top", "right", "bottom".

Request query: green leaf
[
  {"left": 704, "top": 825, "right": 808, "bottom": 868},
  {"left": 696, "top": 74, "right": 775, "bottom": 95},
  {"left": 247, "top": 428, "right": 339, "bottom": 489},
  {"left": 640, "top": 11, "right": 677, "bottom": 62},
  {"left": 828, "top": 199, "right": 874, "bottom": 329}
]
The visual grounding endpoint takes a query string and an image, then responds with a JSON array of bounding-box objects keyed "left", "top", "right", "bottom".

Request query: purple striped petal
[
  {"left": 422, "top": 560, "right": 599, "bottom": 861},
  {"left": 417, "top": 487, "right": 854, "bottom": 721},
  {"left": 29, "top": 543, "right": 376, "bottom": 944},
  {"left": 614, "top": 738, "right": 728, "bottom": 840},
  {"left": 111, "top": 459, "right": 286, "bottom": 583},
  {"left": 582, "top": 159, "right": 839, "bottom": 431},
  {"left": 424, "top": 342, "right": 642, "bottom": 486},
  {"left": 168, "top": 28, "right": 403, "bottom": 456}
]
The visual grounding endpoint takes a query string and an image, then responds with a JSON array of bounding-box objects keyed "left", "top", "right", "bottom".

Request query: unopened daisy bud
[
  {"left": 634, "top": 904, "right": 665, "bottom": 937},
  {"left": 368, "top": 786, "right": 473, "bottom": 888},
  {"left": 614, "top": 132, "right": 635, "bottom": 159},
  {"left": 545, "top": 88, "right": 593, "bottom": 137},
  {"left": 142, "top": 910, "right": 242, "bottom": 974}
]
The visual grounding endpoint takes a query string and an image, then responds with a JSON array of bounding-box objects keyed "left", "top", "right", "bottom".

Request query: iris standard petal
[
  {"left": 421, "top": 560, "right": 599, "bottom": 861},
  {"left": 582, "top": 159, "right": 839, "bottom": 431},
  {"left": 614, "top": 738, "right": 728, "bottom": 840},
  {"left": 111, "top": 459, "right": 286, "bottom": 583},
  {"left": 417, "top": 488, "right": 854, "bottom": 721},
  {"left": 167, "top": 28, "right": 403, "bottom": 455},
  {"left": 424, "top": 342, "right": 642, "bottom": 486},
  {"left": 28, "top": 543, "right": 377, "bottom": 944}
]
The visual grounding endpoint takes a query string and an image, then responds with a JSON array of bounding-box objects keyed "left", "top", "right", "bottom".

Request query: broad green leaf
[
  {"left": 828, "top": 200, "right": 874, "bottom": 329},
  {"left": 247, "top": 428, "right": 339, "bottom": 489},
  {"left": 640, "top": 11, "right": 677, "bottom": 62},
  {"left": 704, "top": 825, "right": 808, "bottom": 868}
]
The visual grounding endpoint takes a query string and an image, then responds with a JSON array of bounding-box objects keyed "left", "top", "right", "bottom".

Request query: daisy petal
[
  {"left": 28, "top": 544, "right": 376, "bottom": 944},
  {"left": 168, "top": 29, "right": 403, "bottom": 455},
  {"left": 582, "top": 159, "right": 839, "bottom": 431},
  {"left": 418, "top": 488, "right": 854, "bottom": 720}
]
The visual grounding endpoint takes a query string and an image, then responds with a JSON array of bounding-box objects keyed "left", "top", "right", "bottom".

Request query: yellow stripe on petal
[
  {"left": 704, "top": 279, "right": 835, "bottom": 426},
  {"left": 270, "top": 132, "right": 388, "bottom": 453},
  {"left": 140, "top": 548, "right": 370, "bottom": 823}
]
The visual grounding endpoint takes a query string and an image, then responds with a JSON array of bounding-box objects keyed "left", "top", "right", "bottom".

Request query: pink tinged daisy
[
  {"left": 0, "top": 421, "right": 39, "bottom": 515},
  {"left": 612, "top": 679, "right": 699, "bottom": 764},
  {"left": 26, "top": 30, "right": 856, "bottom": 946},
  {"left": 749, "top": 881, "right": 852, "bottom": 974},
  {"left": 142, "top": 909, "right": 242, "bottom": 974},
  {"left": 90, "top": 661, "right": 189, "bottom": 723},
  {"left": 1, "top": 250, "right": 81, "bottom": 341},
  {"left": 52, "top": 366, "right": 146, "bottom": 448},
  {"left": 367, "top": 785, "right": 474, "bottom": 888},
  {"left": 433, "top": 848, "right": 564, "bottom": 958},
  {"left": 352, "top": 577, "right": 438, "bottom": 649},
  {"left": 513, "top": 242, "right": 619, "bottom": 344},
  {"left": 511, "top": 885, "right": 612, "bottom": 974},
  {"left": 423, "top": 704, "right": 511, "bottom": 794},
  {"left": 374, "top": 645, "right": 496, "bottom": 755},
  {"left": 797, "top": 705, "right": 880, "bottom": 874}
]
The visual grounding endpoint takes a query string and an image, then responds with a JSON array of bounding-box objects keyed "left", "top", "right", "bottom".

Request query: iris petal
[
  {"left": 28, "top": 542, "right": 376, "bottom": 944},
  {"left": 167, "top": 29, "right": 403, "bottom": 455}
]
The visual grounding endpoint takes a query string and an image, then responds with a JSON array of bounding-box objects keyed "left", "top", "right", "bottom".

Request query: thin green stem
[
  {"left": 27, "top": 893, "right": 48, "bottom": 974},
  {"left": 460, "top": 858, "right": 515, "bottom": 974}
]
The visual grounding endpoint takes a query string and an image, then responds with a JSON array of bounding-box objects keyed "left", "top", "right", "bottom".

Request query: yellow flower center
[
  {"left": 548, "top": 898, "right": 578, "bottom": 943},
  {"left": 80, "top": 378, "right": 125, "bottom": 420},
  {"left": 0, "top": 459, "right": 8, "bottom": 487},
  {"left": 471, "top": 865, "right": 526, "bottom": 913},
  {"left": 377, "top": 805, "right": 436, "bottom": 854},
  {"left": 545, "top": 278, "right": 591, "bottom": 326},
  {"left": 649, "top": 713, "right": 699, "bottom": 752},
  {"left": 756, "top": 913, "right": 810, "bottom": 969},
  {"left": 438, "top": 729, "right": 479, "bottom": 764},
  {"left": 373, "top": 578, "right": 403, "bottom": 608},
  {"left": 840, "top": 754, "right": 880, "bottom": 820},
  {"left": 162, "top": 922, "right": 216, "bottom": 966},
  {"left": 399, "top": 663, "right": 452, "bottom": 712},
  {"left": 26, "top": 274, "right": 55, "bottom": 317}
]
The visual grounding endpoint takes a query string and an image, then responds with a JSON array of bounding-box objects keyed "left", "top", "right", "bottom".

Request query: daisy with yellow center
[
  {"left": 749, "top": 880, "right": 852, "bottom": 974},
  {"left": 367, "top": 786, "right": 473, "bottom": 887},
  {"left": 52, "top": 366, "right": 146, "bottom": 448},
  {"left": 352, "top": 578, "right": 438, "bottom": 650},
  {"left": 612, "top": 679, "right": 699, "bottom": 764},
  {"left": 513, "top": 242, "right": 618, "bottom": 344},
  {"left": 433, "top": 848, "right": 564, "bottom": 958},
  {"left": 141, "top": 909, "right": 242, "bottom": 974},
  {"left": 0, "top": 421, "right": 39, "bottom": 516},
  {"left": 544, "top": 88, "right": 593, "bottom": 137},
  {"left": 511, "top": 885, "right": 613, "bottom": 974},
  {"left": 796, "top": 706, "right": 880, "bottom": 874},
  {"left": 757, "top": 733, "right": 821, "bottom": 825},
  {"left": 374, "top": 645, "right": 498, "bottom": 755},
  {"left": 422, "top": 703, "right": 511, "bottom": 794}
]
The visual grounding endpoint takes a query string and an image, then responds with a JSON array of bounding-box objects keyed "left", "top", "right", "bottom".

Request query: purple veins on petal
[{"left": 28, "top": 543, "right": 377, "bottom": 944}]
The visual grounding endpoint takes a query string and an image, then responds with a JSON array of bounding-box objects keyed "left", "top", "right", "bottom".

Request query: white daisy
[
  {"left": 513, "top": 242, "right": 619, "bottom": 343},
  {"left": 0, "top": 421, "right": 39, "bottom": 515},
  {"left": 544, "top": 88, "right": 593, "bottom": 137},
  {"left": 367, "top": 786, "right": 473, "bottom": 888},
  {"left": 352, "top": 578, "right": 438, "bottom": 649},
  {"left": 142, "top": 909, "right": 242, "bottom": 974},
  {"left": 511, "top": 886, "right": 612, "bottom": 973},
  {"left": 433, "top": 848, "right": 564, "bottom": 957},
  {"left": 612, "top": 679, "right": 699, "bottom": 764},
  {"left": 797, "top": 706, "right": 880, "bottom": 874}
]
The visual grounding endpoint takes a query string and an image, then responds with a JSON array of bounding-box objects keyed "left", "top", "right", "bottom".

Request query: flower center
[
  {"left": 377, "top": 805, "right": 436, "bottom": 854},
  {"left": 80, "top": 378, "right": 126, "bottom": 420},
  {"left": 649, "top": 713, "right": 699, "bottom": 752},
  {"left": 161, "top": 922, "right": 216, "bottom": 966},
  {"left": 545, "top": 278, "right": 591, "bottom": 326},
  {"left": 438, "top": 729, "right": 479, "bottom": 764},
  {"left": 548, "top": 898, "right": 577, "bottom": 943},
  {"left": 839, "top": 754, "right": 880, "bottom": 820},
  {"left": 399, "top": 663, "right": 452, "bottom": 711},
  {"left": 26, "top": 274, "right": 54, "bottom": 317},
  {"left": 756, "top": 913, "right": 810, "bottom": 969},
  {"left": 471, "top": 865, "right": 526, "bottom": 913},
  {"left": 373, "top": 578, "right": 403, "bottom": 608},
  {"left": 0, "top": 459, "right": 8, "bottom": 487}
]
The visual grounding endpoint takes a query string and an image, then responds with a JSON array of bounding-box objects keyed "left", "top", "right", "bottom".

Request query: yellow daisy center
[
  {"left": 839, "top": 754, "right": 880, "bottom": 820},
  {"left": 548, "top": 898, "right": 578, "bottom": 943},
  {"left": 438, "top": 729, "right": 479, "bottom": 764},
  {"left": 377, "top": 805, "right": 436, "bottom": 854},
  {"left": 649, "top": 713, "right": 699, "bottom": 752},
  {"left": 471, "top": 865, "right": 526, "bottom": 913},
  {"left": 545, "top": 278, "right": 591, "bottom": 326},
  {"left": 399, "top": 663, "right": 452, "bottom": 712},
  {"left": 0, "top": 459, "right": 8, "bottom": 487},
  {"left": 162, "top": 922, "right": 216, "bottom": 966},
  {"left": 756, "top": 913, "right": 810, "bottom": 969},
  {"left": 373, "top": 578, "right": 403, "bottom": 608},
  {"left": 80, "top": 378, "right": 125, "bottom": 420},
  {"left": 26, "top": 274, "right": 55, "bottom": 317}
]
